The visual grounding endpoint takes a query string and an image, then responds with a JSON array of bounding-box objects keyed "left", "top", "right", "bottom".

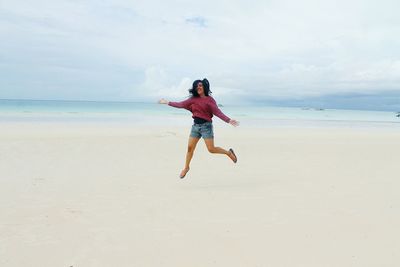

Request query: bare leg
[
  {"left": 203, "top": 138, "right": 237, "bottom": 162},
  {"left": 180, "top": 137, "right": 200, "bottom": 178}
]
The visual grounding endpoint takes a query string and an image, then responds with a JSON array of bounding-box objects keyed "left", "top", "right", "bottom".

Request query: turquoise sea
[{"left": 0, "top": 99, "right": 399, "bottom": 129}]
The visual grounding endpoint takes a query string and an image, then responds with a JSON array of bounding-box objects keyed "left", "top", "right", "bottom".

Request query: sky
[{"left": 1, "top": 0, "right": 400, "bottom": 110}]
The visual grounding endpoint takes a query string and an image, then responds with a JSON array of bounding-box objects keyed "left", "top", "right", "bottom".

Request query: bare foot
[
  {"left": 229, "top": 148, "right": 237, "bottom": 163},
  {"left": 180, "top": 167, "right": 190, "bottom": 179}
]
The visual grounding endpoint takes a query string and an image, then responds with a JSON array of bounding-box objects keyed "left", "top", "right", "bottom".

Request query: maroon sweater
[{"left": 168, "top": 96, "right": 231, "bottom": 123}]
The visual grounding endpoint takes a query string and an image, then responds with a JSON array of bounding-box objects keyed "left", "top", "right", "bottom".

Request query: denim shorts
[{"left": 190, "top": 122, "right": 214, "bottom": 139}]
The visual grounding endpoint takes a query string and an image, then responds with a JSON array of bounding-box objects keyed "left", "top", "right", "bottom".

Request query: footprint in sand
[
  {"left": 32, "top": 177, "right": 45, "bottom": 186},
  {"left": 156, "top": 131, "right": 177, "bottom": 138}
]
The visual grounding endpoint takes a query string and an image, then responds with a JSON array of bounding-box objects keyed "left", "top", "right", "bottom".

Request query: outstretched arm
[
  {"left": 158, "top": 98, "right": 192, "bottom": 111},
  {"left": 209, "top": 97, "right": 240, "bottom": 127}
]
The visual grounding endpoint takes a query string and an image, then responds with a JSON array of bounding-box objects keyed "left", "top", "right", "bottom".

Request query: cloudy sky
[{"left": 1, "top": 0, "right": 400, "bottom": 108}]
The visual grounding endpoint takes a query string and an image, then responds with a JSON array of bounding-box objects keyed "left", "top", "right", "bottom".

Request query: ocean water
[{"left": 0, "top": 99, "right": 399, "bottom": 129}]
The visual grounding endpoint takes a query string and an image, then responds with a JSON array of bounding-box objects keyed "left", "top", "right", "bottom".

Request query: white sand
[{"left": 0, "top": 122, "right": 399, "bottom": 266}]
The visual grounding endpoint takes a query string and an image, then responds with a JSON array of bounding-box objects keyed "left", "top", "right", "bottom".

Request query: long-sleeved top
[{"left": 168, "top": 96, "right": 231, "bottom": 123}]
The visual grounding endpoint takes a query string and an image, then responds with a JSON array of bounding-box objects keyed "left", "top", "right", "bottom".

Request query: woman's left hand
[{"left": 229, "top": 119, "right": 240, "bottom": 127}]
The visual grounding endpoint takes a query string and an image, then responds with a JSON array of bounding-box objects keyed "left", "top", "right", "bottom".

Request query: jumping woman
[{"left": 158, "top": 78, "right": 239, "bottom": 178}]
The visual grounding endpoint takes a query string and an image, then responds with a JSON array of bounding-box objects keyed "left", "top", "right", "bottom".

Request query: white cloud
[
  {"left": 140, "top": 66, "right": 191, "bottom": 100},
  {"left": 1, "top": 0, "right": 400, "bottom": 102}
]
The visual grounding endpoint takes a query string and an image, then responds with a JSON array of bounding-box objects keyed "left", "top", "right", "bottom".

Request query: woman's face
[{"left": 196, "top": 82, "right": 204, "bottom": 96}]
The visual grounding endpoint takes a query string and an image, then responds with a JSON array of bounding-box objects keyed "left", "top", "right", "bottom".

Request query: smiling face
[{"left": 196, "top": 82, "right": 205, "bottom": 96}]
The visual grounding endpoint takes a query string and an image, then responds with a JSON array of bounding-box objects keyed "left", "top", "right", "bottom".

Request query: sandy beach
[{"left": 0, "top": 122, "right": 399, "bottom": 266}]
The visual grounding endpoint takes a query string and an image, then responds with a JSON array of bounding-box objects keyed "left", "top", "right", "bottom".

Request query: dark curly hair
[{"left": 189, "top": 78, "right": 212, "bottom": 97}]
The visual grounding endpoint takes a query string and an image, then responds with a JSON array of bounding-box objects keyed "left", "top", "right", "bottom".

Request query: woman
[{"left": 158, "top": 78, "right": 239, "bottom": 178}]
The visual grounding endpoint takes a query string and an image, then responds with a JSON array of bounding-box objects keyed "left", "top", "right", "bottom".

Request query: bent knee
[
  {"left": 207, "top": 147, "right": 216, "bottom": 153},
  {"left": 187, "top": 146, "right": 195, "bottom": 153}
]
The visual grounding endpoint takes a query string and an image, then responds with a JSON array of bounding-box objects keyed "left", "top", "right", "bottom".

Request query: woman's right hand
[{"left": 158, "top": 98, "right": 169, "bottom": 104}]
